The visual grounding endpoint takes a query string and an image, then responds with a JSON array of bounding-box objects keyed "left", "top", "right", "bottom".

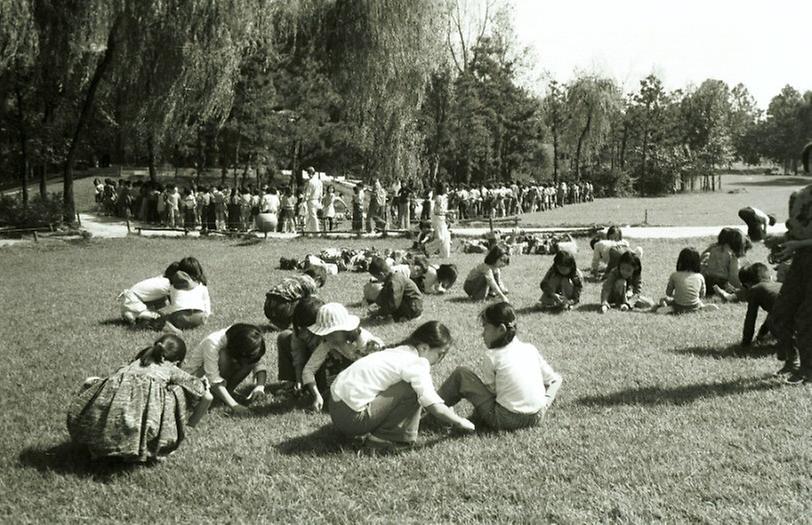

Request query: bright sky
[{"left": 513, "top": 0, "right": 811, "bottom": 109}]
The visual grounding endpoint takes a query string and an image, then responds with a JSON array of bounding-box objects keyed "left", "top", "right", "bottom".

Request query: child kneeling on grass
[
  {"left": 537, "top": 250, "right": 583, "bottom": 311},
  {"left": 367, "top": 256, "right": 423, "bottom": 322},
  {"left": 301, "top": 303, "right": 384, "bottom": 412},
  {"left": 600, "top": 251, "right": 655, "bottom": 313},
  {"left": 117, "top": 262, "right": 179, "bottom": 325},
  {"left": 183, "top": 323, "right": 267, "bottom": 414},
  {"left": 463, "top": 244, "right": 510, "bottom": 302},
  {"left": 436, "top": 302, "right": 562, "bottom": 431},
  {"left": 701, "top": 227, "right": 751, "bottom": 295},
  {"left": 275, "top": 297, "right": 325, "bottom": 395},
  {"left": 329, "top": 321, "right": 474, "bottom": 451},
  {"left": 67, "top": 334, "right": 212, "bottom": 462},
  {"left": 659, "top": 247, "right": 718, "bottom": 313},
  {"left": 410, "top": 256, "right": 458, "bottom": 295}
]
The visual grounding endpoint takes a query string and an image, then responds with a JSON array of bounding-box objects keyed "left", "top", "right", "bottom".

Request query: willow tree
[{"left": 323, "top": 0, "right": 447, "bottom": 183}]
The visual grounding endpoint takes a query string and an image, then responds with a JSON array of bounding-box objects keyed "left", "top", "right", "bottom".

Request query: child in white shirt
[
  {"left": 329, "top": 321, "right": 474, "bottom": 451},
  {"left": 118, "top": 262, "right": 178, "bottom": 324},
  {"left": 437, "top": 302, "right": 562, "bottom": 431},
  {"left": 154, "top": 257, "right": 211, "bottom": 333},
  {"left": 659, "top": 247, "right": 717, "bottom": 313}
]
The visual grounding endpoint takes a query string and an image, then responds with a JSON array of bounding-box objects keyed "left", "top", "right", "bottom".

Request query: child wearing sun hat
[{"left": 301, "top": 303, "right": 384, "bottom": 411}]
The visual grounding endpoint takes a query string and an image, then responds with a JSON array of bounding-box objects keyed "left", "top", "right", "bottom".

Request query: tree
[
  {"left": 541, "top": 80, "right": 568, "bottom": 184},
  {"left": 763, "top": 85, "right": 804, "bottom": 173}
]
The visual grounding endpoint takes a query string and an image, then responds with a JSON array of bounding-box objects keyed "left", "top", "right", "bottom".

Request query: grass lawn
[{"left": 1, "top": 234, "right": 809, "bottom": 523}]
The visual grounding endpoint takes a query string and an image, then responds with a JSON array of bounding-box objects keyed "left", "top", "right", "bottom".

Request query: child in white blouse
[
  {"left": 659, "top": 247, "right": 718, "bottom": 313},
  {"left": 329, "top": 321, "right": 474, "bottom": 451},
  {"left": 118, "top": 262, "right": 179, "bottom": 324},
  {"left": 153, "top": 257, "right": 211, "bottom": 333},
  {"left": 437, "top": 302, "right": 562, "bottom": 431}
]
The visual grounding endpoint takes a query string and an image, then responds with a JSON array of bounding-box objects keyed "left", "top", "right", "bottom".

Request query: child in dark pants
[
  {"left": 738, "top": 206, "right": 776, "bottom": 242},
  {"left": 367, "top": 256, "right": 423, "bottom": 322},
  {"left": 716, "top": 263, "right": 782, "bottom": 348},
  {"left": 263, "top": 266, "right": 327, "bottom": 330},
  {"left": 275, "top": 297, "right": 326, "bottom": 394}
]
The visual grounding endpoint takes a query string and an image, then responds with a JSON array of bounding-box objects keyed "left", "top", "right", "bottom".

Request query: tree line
[{"left": 1, "top": 0, "right": 811, "bottom": 224}]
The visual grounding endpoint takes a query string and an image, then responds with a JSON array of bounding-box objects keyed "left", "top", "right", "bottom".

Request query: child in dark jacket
[
  {"left": 537, "top": 251, "right": 583, "bottom": 310},
  {"left": 368, "top": 256, "right": 423, "bottom": 322}
]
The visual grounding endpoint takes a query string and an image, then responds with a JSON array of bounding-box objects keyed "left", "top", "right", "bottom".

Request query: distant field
[{"left": 1, "top": 235, "right": 809, "bottom": 522}]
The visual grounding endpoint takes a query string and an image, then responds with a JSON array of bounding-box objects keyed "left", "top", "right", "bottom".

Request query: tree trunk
[
  {"left": 39, "top": 165, "right": 47, "bottom": 199},
  {"left": 291, "top": 139, "right": 301, "bottom": 192},
  {"left": 62, "top": 16, "right": 121, "bottom": 224},
  {"left": 14, "top": 78, "right": 29, "bottom": 207},
  {"left": 552, "top": 128, "right": 559, "bottom": 185},
  {"left": 574, "top": 109, "right": 592, "bottom": 181},
  {"left": 619, "top": 125, "right": 628, "bottom": 169},
  {"left": 147, "top": 134, "right": 158, "bottom": 182}
]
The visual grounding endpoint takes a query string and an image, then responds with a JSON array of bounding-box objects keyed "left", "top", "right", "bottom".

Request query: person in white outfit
[{"left": 303, "top": 167, "right": 323, "bottom": 232}]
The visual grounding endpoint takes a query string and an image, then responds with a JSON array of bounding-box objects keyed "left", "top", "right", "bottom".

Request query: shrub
[{"left": 0, "top": 194, "right": 64, "bottom": 229}]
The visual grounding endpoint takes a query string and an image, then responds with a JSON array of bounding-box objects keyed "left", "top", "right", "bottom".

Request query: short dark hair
[
  {"left": 484, "top": 245, "right": 510, "bottom": 266},
  {"left": 739, "top": 262, "right": 771, "bottom": 287},
  {"left": 177, "top": 256, "right": 207, "bottom": 285},
  {"left": 553, "top": 250, "right": 577, "bottom": 272},
  {"left": 292, "top": 297, "right": 324, "bottom": 332},
  {"left": 436, "top": 264, "right": 458, "bottom": 288},
  {"left": 617, "top": 250, "right": 642, "bottom": 278},
  {"left": 368, "top": 256, "right": 389, "bottom": 277},
  {"left": 607, "top": 225, "right": 623, "bottom": 240},
  {"left": 676, "top": 247, "right": 701, "bottom": 273},
  {"left": 225, "top": 324, "right": 266, "bottom": 364}
]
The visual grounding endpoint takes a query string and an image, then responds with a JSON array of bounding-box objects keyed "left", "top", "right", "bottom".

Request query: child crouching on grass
[
  {"left": 701, "top": 227, "right": 751, "bottom": 295},
  {"left": 301, "top": 303, "right": 384, "bottom": 412},
  {"left": 436, "top": 302, "right": 562, "bottom": 431},
  {"left": 715, "top": 263, "right": 782, "bottom": 351},
  {"left": 410, "top": 255, "right": 458, "bottom": 294},
  {"left": 118, "top": 262, "right": 179, "bottom": 324},
  {"left": 537, "top": 251, "right": 582, "bottom": 311},
  {"left": 183, "top": 323, "right": 267, "bottom": 415},
  {"left": 67, "top": 334, "right": 212, "bottom": 462},
  {"left": 264, "top": 265, "right": 328, "bottom": 330},
  {"left": 366, "top": 256, "right": 423, "bottom": 322},
  {"left": 275, "top": 297, "right": 325, "bottom": 395},
  {"left": 328, "top": 321, "right": 475, "bottom": 452},
  {"left": 600, "top": 251, "right": 654, "bottom": 313},
  {"left": 659, "top": 248, "right": 717, "bottom": 313}
]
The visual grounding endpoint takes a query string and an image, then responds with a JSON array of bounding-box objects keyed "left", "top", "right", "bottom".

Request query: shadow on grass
[
  {"left": 575, "top": 303, "right": 604, "bottom": 313},
  {"left": 734, "top": 177, "right": 812, "bottom": 187},
  {"left": 98, "top": 318, "right": 130, "bottom": 327},
  {"left": 275, "top": 424, "right": 470, "bottom": 457},
  {"left": 445, "top": 296, "right": 475, "bottom": 304},
  {"left": 18, "top": 441, "right": 148, "bottom": 480},
  {"left": 672, "top": 343, "right": 779, "bottom": 360},
  {"left": 576, "top": 376, "right": 783, "bottom": 408},
  {"left": 232, "top": 236, "right": 264, "bottom": 247}
]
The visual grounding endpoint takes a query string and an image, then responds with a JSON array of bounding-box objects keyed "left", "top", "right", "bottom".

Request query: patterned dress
[{"left": 67, "top": 360, "right": 206, "bottom": 462}]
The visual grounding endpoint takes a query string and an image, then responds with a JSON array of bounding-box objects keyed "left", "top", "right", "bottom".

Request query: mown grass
[{"left": 1, "top": 233, "right": 810, "bottom": 523}]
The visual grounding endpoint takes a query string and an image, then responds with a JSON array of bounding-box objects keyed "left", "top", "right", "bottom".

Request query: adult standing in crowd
[{"left": 304, "top": 166, "right": 323, "bottom": 232}]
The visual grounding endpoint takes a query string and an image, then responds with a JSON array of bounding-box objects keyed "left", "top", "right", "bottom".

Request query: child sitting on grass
[
  {"left": 68, "top": 334, "right": 212, "bottom": 462},
  {"left": 436, "top": 302, "right": 562, "bottom": 431},
  {"left": 715, "top": 263, "right": 782, "bottom": 350},
  {"left": 463, "top": 245, "right": 510, "bottom": 302},
  {"left": 701, "top": 227, "right": 751, "bottom": 294},
  {"left": 183, "top": 323, "right": 268, "bottom": 414},
  {"left": 659, "top": 247, "right": 717, "bottom": 313},
  {"left": 367, "top": 256, "right": 423, "bottom": 322},
  {"left": 600, "top": 251, "right": 654, "bottom": 313},
  {"left": 118, "top": 262, "right": 179, "bottom": 325},
  {"left": 301, "top": 303, "right": 384, "bottom": 412},
  {"left": 590, "top": 225, "right": 627, "bottom": 279},
  {"left": 264, "top": 265, "right": 328, "bottom": 330},
  {"left": 537, "top": 250, "right": 583, "bottom": 311},
  {"left": 328, "top": 321, "right": 475, "bottom": 452}
]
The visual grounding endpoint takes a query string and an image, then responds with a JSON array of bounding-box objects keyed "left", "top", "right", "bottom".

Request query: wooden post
[
  {"left": 126, "top": 217, "right": 131, "bottom": 233},
  {"left": 76, "top": 212, "right": 82, "bottom": 226},
  {"left": 33, "top": 231, "right": 38, "bottom": 242},
  {"left": 644, "top": 209, "right": 648, "bottom": 225},
  {"left": 489, "top": 215, "right": 494, "bottom": 234}
]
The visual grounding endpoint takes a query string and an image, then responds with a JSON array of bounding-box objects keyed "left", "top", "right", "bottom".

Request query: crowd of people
[
  {"left": 93, "top": 170, "right": 595, "bottom": 235},
  {"left": 68, "top": 146, "right": 812, "bottom": 463}
]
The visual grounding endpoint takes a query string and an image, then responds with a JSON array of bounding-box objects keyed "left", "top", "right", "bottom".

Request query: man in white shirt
[{"left": 303, "top": 167, "right": 323, "bottom": 232}]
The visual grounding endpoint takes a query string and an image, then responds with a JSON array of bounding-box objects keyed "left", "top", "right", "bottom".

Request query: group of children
[{"left": 70, "top": 250, "right": 562, "bottom": 460}]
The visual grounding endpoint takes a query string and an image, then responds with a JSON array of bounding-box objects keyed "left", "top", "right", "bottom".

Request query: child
[
  {"left": 227, "top": 188, "right": 242, "bottom": 231},
  {"left": 351, "top": 184, "right": 365, "bottom": 232},
  {"left": 437, "top": 302, "right": 562, "bottom": 431},
  {"left": 660, "top": 248, "right": 716, "bottom": 313},
  {"left": 738, "top": 206, "right": 776, "bottom": 242},
  {"left": 321, "top": 185, "right": 346, "bottom": 232},
  {"left": 276, "top": 297, "right": 325, "bottom": 393},
  {"left": 600, "top": 251, "right": 654, "bottom": 312},
  {"left": 213, "top": 186, "right": 227, "bottom": 230},
  {"left": 701, "top": 227, "right": 751, "bottom": 294},
  {"left": 760, "top": 149, "right": 812, "bottom": 383},
  {"left": 281, "top": 187, "right": 297, "bottom": 233},
  {"left": 118, "top": 262, "right": 178, "bottom": 324},
  {"left": 165, "top": 185, "right": 181, "bottom": 227},
  {"left": 182, "top": 189, "right": 197, "bottom": 229},
  {"left": 537, "top": 251, "right": 583, "bottom": 310},
  {"left": 264, "top": 266, "right": 328, "bottom": 330},
  {"left": 329, "top": 321, "right": 474, "bottom": 451},
  {"left": 716, "top": 263, "right": 782, "bottom": 347},
  {"left": 367, "top": 256, "right": 423, "bottom": 322},
  {"left": 296, "top": 192, "right": 307, "bottom": 232},
  {"left": 590, "top": 226, "right": 628, "bottom": 278},
  {"left": 184, "top": 323, "right": 268, "bottom": 413},
  {"left": 301, "top": 303, "right": 384, "bottom": 411},
  {"left": 463, "top": 245, "right": 510, "bottom": 302},
  {"left": 153, "top": 257, "right": 211, "bottom": 333},
  {"left": 411, "top": 255, "right": 458, "bottom": 294},
  {"left": 67, "top": 334, "right": 212, "bottom": 462}
]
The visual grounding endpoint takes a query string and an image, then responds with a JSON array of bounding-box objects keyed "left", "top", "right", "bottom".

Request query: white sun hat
[{"left": 308, "top": 303, "right": 360, "bottom": 336}]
